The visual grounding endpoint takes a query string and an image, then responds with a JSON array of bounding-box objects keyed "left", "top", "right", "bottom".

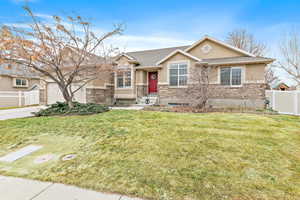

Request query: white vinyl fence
[
  {"left": 266, "top": 90, "right": 300, "bottom": 116},
  {"left": 0, "top": 90, "right": 39, "bottom": 107}
]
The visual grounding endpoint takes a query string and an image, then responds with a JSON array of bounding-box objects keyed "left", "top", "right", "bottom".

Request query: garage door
[{"left": 47, "top": 83, "right": 86, "bottom": 104}]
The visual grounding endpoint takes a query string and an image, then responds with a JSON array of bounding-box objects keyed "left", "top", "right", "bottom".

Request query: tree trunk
[
  {"left": 60, "top": 86, "right": 74, "bottom": 108},
  {"left": 67, "top": 100, "right": 74, "bottom": 108}
]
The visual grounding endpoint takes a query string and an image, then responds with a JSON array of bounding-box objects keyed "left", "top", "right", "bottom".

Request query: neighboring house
[
  {"left": 271, "top": 82, "right": 299, "bottom": 91},
  {"left": 273, "top": 82, "right": 290, "bottom": 91},
  {"left": 112, "top": 35, "right": 274, "bottom": 108},
  {"left": 0, "top": 63, "right": 40, "bottom": 107},
  {"left": 0, "top": 63, "right": 40, "bottom": 91}
]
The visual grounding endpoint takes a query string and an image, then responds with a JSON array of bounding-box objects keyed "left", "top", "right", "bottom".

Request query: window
[
  {"left": 169, "top": 63, "right": 188, "bottom": 86},
  {"left": 14, "top": 78, "right": 28, "bottom": 87},
  {"left": 220, "top": 67, "right": 242, "bottom": 86},
  {"left": 116, "top": 70, "right": 131, "bottom": 88}
]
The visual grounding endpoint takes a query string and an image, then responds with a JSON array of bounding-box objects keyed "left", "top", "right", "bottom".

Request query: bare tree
[
  {"left": 277, "top": 31, "right": 300, "bottom": 86},
  {"left": 0, "top": 6, "right": 122, "bottom": 107},
  {"left": 265, "top": 65, "right": 279, "bottom": 89},
  {"left": 181, "top": 65, "right": 215, "bottom": 109},
  {"left": 226, "top": 29, "right": 266, "bottom": 56},
  {"left": 227, "top": 29, "right": 278, "bottom": 90}
]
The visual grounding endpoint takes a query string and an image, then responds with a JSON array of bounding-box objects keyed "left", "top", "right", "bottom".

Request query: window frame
[
  {"left": 219, "top": 66, "right": 243, "bottom": 87},
  {"left": 168, "top": 61, "right": 189, "bottom": 88},
  {"left": 13, "top": 78, "right": 28, "bottom": 88},
  {"left": 115, "top": 68, "right": 133, "bottom": 89}
]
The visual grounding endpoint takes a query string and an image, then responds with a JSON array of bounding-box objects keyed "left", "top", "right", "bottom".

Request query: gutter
[
  {"left": 196, "top": 59, "right": 275, "bottom": 66},
  {"left": 135, "top": 66, "right": 162, "bottom": 70}
]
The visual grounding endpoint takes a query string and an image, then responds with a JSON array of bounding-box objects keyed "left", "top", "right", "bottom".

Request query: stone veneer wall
[
  {"left": 86, "top": 86, "right": 114, "bottom": 105},
  {"left": 158, "top": 83, "right": 267, "bottom": 108},
  {"left": 209, "top": 84, "right": 266, "bottom": 99}
]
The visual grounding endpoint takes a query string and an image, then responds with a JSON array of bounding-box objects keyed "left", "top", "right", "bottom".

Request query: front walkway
[
  {"left": 0, "top": 175, "right": 142, "bottom": 200},
  {"left": 110, "top": 106, "right": 144, "bottom": 110},
  {"left": 0, "top": 106, "right": 45, "bottom": 120}
]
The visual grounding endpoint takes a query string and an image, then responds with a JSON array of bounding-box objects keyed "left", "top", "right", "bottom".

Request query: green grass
[{"left": 0, "top": 110, "right": 299, "bottom": 200}]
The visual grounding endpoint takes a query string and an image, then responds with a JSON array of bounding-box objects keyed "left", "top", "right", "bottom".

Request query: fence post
[
  {"left": 295, "top": 91, "right": 299, "bottom": 115},
  {"left": 18, "top": 91, "right": 22, "bottom": 107},
  {"left": 272, "top": 90, "right": 276, "bottom": 111}
]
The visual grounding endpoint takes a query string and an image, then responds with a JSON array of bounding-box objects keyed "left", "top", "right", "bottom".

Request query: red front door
[{"left": 148, "top": 72, "right": 158, "bottom": 94}]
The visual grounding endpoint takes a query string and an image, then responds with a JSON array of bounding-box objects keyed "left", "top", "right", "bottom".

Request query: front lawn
[{"left": 0, "top": 111, "right": 299, "bottom": 199}]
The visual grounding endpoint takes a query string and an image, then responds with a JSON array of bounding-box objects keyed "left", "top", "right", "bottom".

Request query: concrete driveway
[
  {"left": 0, "top": 176, "right": 141, "bottom": 200},
  {"left": 0, "top": 106, "right": 45, "bottom": 120}
]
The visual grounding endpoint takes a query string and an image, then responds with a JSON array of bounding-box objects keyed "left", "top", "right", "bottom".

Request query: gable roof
[
  {"left": 185, "top": 35, "right": 256, "bottom": 57},
  {"left": 116, "top": 53, "right": 137, "bottom": 61},
  {"left": 121, "top": 35, "right": 272, "bottom": 67},
  {"left": 156, "top": 49, "right": 202, "bottom": 65},
  {"left": 126, "top": 46, "right": 189, "bottom": 66}
]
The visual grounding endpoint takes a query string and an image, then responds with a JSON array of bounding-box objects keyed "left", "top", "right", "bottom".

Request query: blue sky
[{"left": 1, "top": 0, "right": 300, "bottom": 56}]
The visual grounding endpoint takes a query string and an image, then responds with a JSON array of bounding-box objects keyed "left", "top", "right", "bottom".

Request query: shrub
[{"left": 34, "top": 102, "right": 109, "bottom": 117}]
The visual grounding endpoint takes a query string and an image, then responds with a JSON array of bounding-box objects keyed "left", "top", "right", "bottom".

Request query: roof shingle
[
  {"left": 124, "top": 38, "right": 274, "bottom": 66},
  {"left": 0, "top": 64, "right": 39, "bottom": 78},
  {"left": 127, "top": 46, "right": 189, "bottom": 67}
]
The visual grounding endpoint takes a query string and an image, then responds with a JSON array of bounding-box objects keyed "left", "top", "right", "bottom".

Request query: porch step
[{"left": 137, "top": 96, "right": 158, "bottom": 105}]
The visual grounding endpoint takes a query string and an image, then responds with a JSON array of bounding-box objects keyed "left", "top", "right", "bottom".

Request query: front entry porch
[
  {"left": 136, "top": 69, "right": 159, "bottom": 105},
  {"left": 148, "top": 71, "right": 158, "bottom": 95}
]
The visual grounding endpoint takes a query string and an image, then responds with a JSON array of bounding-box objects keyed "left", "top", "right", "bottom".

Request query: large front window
[
  {"left": 220, "top": 67, "right": 242, "bottom": 86},
  {"left": 117, "top": 70, "right": 131, "bottom": 88},
  {"left": 169, "top": 63, "right": 188, "bottom": 86}
]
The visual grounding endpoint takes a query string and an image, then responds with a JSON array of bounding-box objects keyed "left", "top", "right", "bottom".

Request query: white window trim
[
  {"left": 13, "top": 78, "right": 28, "bottom": 88},
  {"left": 115, "top": 67, "right": 134, "bottom": 90},
  {"left": 167, "top": 60, "right": 190, "bottom": 88},
  {"left": 219, "top": 66, "right": 245, "bottom": 87}
]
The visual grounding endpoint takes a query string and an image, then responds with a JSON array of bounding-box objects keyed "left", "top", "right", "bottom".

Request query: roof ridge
[{"left": 126, "top": 45, "right": 190, "bottom": 54}]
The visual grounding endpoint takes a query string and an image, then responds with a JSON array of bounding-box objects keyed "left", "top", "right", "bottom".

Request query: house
[
  {"left": 112, "top": 35, "right": 274, "bottom": 108},
  {"left": 41, "top": 47, "right": 114, "bottom": 105},
  {"left": 0, "top": 63, "right": 41, "bottom": 107},
  {"left": 41, "top": 35, "right": 275, "bottom": 109},
  {"left": 273, "top": 82, "right": 290, "bottom": 91},
  {"left": 272, "top": 82, "right": 300, "bottom": 91},
  {"left": 44, "top": 65, "right": 114, "bottom": 105}
]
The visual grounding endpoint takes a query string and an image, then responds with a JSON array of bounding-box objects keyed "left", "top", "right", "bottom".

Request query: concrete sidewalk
[
  {"left": 0, "top": 175, "right": 142, "bottom": 200},
  {"left": 109, "top": 106, "right": 144, "bottom": 110},
  {"left": 0, "top": 106, "right": 45, "bottom": 120}
]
